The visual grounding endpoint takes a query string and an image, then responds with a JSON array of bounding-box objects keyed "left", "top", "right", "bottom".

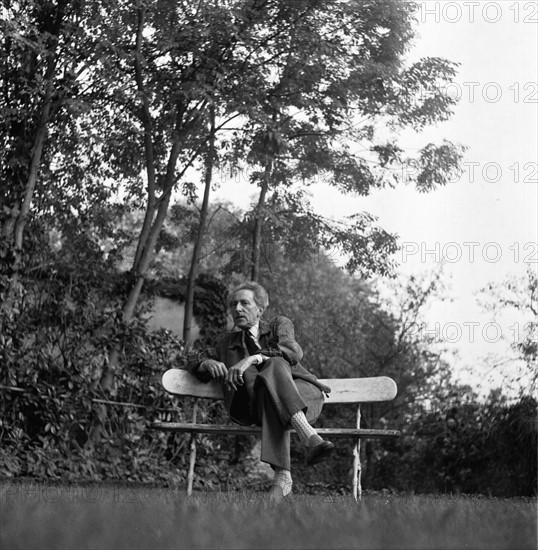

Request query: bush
[
  {"left": 369, "top": 396, "right": 537, "bottom": 497},
  {"left": 0, "top": 258, "right": 254, "bottom": 489}
]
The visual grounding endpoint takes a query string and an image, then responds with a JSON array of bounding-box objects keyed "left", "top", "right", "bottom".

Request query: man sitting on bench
[{"left": 189, "top": 281, "right": 335, "bottom": 500}]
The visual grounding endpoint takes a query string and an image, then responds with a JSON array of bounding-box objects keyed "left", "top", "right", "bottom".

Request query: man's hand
[
  {"left": 199, "top": 359, "right": 228, "bottom": 381},
  {"left": 226, "top": 356, "right": 257, "bottom": 391}
]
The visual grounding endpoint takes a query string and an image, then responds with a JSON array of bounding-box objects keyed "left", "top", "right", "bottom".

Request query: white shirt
[
  {"left": 249, "top": 323, "right": 259, "bottom": 342},
  {"left": 249, "top": 323, "right": 265, "bottom": 364}
]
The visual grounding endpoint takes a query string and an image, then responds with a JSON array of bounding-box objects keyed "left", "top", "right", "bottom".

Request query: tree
[
  {"left": 88, "top": 0, "right": 298, "bottom": 386},
  {"left": 1, "top": 0, "right": 137, "bottom": 310},
  {"left": 183, "top": 108, "right": 217, "bottom": 347},
  {"left": 218, "top": 0, "right": 465, "bottom": 280},
  {"left": 1, "top": 0, "right": 86, "bottom": 305},
  {"left": 477, "top": 267, "right": 538, "bottom": 397},
  {"left": 2, "top": 1, "right": 465, "bottom": 341}
]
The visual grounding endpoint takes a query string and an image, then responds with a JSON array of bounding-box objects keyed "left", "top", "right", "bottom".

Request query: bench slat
[
  {"left": 162, "top": 369, "right": 397, "bottom": 404},
  {"left": 149, "top": 422, "right": 401, "bottom": 440}
]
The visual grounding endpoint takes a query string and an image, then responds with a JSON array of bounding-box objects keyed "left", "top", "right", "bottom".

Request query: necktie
[{"left": 244, "top": 329, "right": 260, "bottom": 356}]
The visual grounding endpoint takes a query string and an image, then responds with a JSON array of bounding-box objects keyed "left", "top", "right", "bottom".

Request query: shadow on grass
[{"left": 0, "top": 481, "right": 536, "bottom": 550}]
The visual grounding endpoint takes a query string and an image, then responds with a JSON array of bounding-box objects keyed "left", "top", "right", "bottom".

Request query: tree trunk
[
  {"left": 132, "top": 3, "right": 157, "bottom": 272},
  {"left": 97, "top": 2, "right": 183, "bottom": 397},
  {"left": 98, "top": 139, "right": 182, "bottom": 392},
  {"left": 250, "top": 160, "right": 272, "bottom": 282},
  {"left": 3, "top": 51, "right": 59, "bottom": 307},
  {"left": 183, "top": 107, "right": 216, "bottom": 348}
]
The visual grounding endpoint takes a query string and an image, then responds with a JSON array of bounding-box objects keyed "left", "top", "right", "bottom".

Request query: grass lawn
[{"left": 1, "top": 481, "right": 536, "bottom": 550}]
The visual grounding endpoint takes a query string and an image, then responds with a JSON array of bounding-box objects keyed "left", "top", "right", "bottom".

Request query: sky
[{"left": 214, "top": 2, "right": 538, "bottom": 395}]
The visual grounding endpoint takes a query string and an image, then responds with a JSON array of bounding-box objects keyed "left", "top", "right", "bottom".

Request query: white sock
[
  {"left": 290, "top": 411, "right": 322, "bottom": 446},
  {"left": 273, "top": 468, "right": 293, "bottom": 496}
]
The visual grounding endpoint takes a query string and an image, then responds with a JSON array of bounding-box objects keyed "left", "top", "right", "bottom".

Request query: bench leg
[
  {"left": 187, "top": 401, "right": 199, "bottom": 496},
  {"left": 352, "top": 405, "right": 362, "bottom": 501}
]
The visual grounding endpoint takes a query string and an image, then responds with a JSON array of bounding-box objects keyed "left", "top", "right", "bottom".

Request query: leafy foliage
[
  {"left": 371, "top": 395, "right": 537, "bottom": 497},
  {"left": 477, "top": 267, "right": 538, "bottom": 396},
  {"left": 1, "top": 1, "right": 532, "bottom": 499},
  {"left": 146, "top": 272, "right": 229, "bottom": 347}
]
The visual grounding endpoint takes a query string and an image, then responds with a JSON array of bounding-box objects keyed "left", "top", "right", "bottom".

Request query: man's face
[{"left": 230, "top": 289, "right": 263, "bottom": 329}]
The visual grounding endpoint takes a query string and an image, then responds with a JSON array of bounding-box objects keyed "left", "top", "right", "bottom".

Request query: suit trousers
[{"left": 229, "top": 356, "right": 324, "bottom": 470}]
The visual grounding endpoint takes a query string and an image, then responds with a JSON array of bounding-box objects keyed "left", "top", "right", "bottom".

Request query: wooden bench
[{"left": 149, "top": 368, "right": 401, "bottom": 500}]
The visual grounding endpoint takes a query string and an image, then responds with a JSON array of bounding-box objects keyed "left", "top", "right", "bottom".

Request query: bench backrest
[{"left": 162, "top": 369, "right": 397, "bottom": 404}]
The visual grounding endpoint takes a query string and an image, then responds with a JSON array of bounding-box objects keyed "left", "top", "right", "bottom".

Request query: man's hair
[{"left": 229, "top": 281, "right": 269, "bottom": 311}]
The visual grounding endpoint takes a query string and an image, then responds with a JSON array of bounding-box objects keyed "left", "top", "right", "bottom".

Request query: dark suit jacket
[{"left": 190, "top": 315, "right": 331, "bottom": 414}]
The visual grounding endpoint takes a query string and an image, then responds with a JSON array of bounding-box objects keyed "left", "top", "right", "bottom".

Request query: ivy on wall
[{"left": 145, "top": 273, "right": 228, "bottom": 347}]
